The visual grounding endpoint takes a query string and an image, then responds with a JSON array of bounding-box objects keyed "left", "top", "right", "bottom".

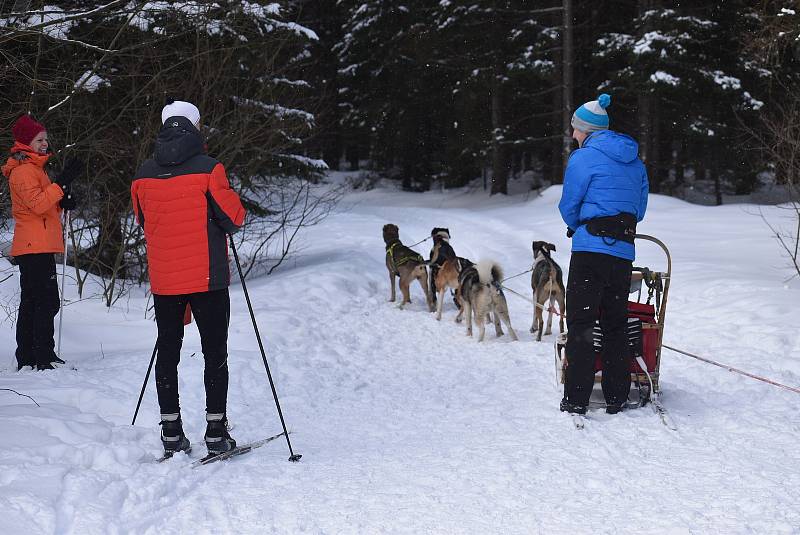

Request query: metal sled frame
[{"left": 554, "top": 234, "right": 672, "bottom": 408}]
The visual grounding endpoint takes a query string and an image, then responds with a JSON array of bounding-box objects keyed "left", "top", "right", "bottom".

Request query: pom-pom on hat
[
  {"left": 161, "top": 98, "right": 200, "bottom": 128},
  {"left": 11, "top": 114, "right": 47, "bottom": 146},
  {"left": 571, "top": 93, "right": 611, "bottom": 133}
]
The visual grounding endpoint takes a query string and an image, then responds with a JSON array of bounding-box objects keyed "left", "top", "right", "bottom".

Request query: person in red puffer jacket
[
  {"left": 2, "top": 114, "right": 81, "bottom": 370},
  {"left": 131, "top": 99, "right": 246, "bottom": 457}
]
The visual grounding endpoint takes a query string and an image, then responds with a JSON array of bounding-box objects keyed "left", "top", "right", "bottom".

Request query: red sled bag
[{"left": 593, "top": 301, "right": 658, "bottom": 373}]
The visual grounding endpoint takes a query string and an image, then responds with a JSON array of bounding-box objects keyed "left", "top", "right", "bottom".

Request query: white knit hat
[{"left": 161, "top": 99, "right": 200, "bottom": 127}]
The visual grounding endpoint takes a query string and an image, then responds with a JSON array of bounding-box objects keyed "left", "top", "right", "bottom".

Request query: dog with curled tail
[{"left": 458, "top": 259, "right": 517, "bottom": 342}]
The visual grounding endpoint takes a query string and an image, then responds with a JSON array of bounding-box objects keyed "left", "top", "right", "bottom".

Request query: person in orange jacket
[
  {"left": 132, "top": 100, "right": 246, "bottom": 457},
  {"left": 2, "top": 115, "right": 81, "bottom": 370}
]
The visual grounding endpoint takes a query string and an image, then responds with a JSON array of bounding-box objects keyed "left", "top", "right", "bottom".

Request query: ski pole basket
[{"left": 554, "top": 234, "right": 671, "bottom": 407}]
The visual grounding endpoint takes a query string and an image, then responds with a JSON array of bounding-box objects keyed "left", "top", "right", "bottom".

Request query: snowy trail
[{"left": 1, "top": 184, "right": 799, "bottom": 533}]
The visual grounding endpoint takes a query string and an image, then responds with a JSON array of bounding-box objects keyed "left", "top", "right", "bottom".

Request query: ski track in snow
[{"left": 1, "top": 184, "right": 799, "bottom": 534}]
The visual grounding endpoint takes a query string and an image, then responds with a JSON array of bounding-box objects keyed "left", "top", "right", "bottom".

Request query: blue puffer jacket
[{"left": 558, "top": 130, "right": 649, "bottom": 261}]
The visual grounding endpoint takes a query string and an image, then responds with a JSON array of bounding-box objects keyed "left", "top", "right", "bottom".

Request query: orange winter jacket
[
  {"left": 131, "top": 117, "right": 246, "bottom": 295},
  {"left": 2, "top": 142, "right": 65, "bottom": 257}
]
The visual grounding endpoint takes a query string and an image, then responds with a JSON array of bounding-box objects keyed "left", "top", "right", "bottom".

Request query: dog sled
[{"left": 554, "top": 234, "right": 674, "bottom": 425}]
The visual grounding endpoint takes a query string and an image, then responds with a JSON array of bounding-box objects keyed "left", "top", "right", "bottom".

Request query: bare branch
[
  {"left": 47, "top": 2, "right": 147, "bottom": 114},
  {"left": 0, "top": 388, "right": 41, "bottom": 407}
]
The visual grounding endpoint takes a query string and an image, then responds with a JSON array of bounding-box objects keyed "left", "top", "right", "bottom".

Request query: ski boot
[
  {"left": 160, "top": 413, "right": 191, "bottom": 456},
  {"left": 559, "top": 397, "right": 587, "bottom": 415},
  {"left": 204, "top": 413, "right": 236, "bottom": 455}
]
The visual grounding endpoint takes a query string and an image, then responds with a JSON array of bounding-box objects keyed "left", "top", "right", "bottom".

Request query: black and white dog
[
  {"left": 530, "top": 241, "right": 565, "bottom": 341},
  {"left": 429, "top": 227, "right": 456, "bottom": 304}
]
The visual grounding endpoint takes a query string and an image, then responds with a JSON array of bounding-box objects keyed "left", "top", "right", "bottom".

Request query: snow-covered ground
[{"left": 1, "top": 181, "right": 799, "bottom": 534}]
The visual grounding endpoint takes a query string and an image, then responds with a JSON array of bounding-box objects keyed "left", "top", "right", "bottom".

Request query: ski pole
[
  {"left": 228, "top": 235, "right": 302, "bottom": 462},
  {"left": 56, "top": 210, "right": 69, "bottom": 358},
  {"left": 131, "top": 341, "right": 158, "bottom": 426}
]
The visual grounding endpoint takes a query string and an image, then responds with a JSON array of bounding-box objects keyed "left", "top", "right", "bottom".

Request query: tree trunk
[
  {"left": 696, "top": 143, "right": 707, "bottom": 198},
  {"left": 561, "top": 0, "right": 574, "bottom": 172},
  {"left": 651, "top": 101, "right": 661, "bottom": 192},
  {"left": 346, "top": 145, "right": 359, "bottom": 171},
  {"left": 712, "top": 149, "right": 723, "bottom": 206},
  {"left": 673, "top": 138, "right": 686, "bottom": 198},
  {"left": 490, "top": 69, "right": 508, "bottom": 195},
  {"left": 637, "top": 0, "right": 658, "bottom": 191},
  {"left": 552, "top": 21, "right": 564, "bottom": 184}
]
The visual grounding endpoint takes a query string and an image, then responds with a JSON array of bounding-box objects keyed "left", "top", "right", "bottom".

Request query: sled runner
[{"left": 555, "top": 234, "right": 672, "bottom": 418}]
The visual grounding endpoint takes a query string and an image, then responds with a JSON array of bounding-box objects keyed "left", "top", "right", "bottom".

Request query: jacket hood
[
  {"left": 583, "top": 130, "right": 640, "bottom": 164},
  {"left": 154, "top": 116, "right": 204, "bottom": 166},
  {"left": 2, "top": 142, "right": 49, "bottom": 178}
]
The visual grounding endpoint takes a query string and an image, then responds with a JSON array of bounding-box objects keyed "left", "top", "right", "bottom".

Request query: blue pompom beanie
[{"left": 571, "top": 93, "right": 611, "bottom": 133}]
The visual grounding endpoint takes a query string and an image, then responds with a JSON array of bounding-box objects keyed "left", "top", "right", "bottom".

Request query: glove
[
  {"left": 59, "top": 191, "right": 77, "bottom": 211},
  {"left": 566, "top": 227, "right": 575, "bottom": 238},
  {"left": 54, "top": 158, "right": 83, "bottom": 189}
]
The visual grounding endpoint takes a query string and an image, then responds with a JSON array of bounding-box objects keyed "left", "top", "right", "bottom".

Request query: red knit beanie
[{"left": 11, "top": 115, "right": 46, "bottom": 146}]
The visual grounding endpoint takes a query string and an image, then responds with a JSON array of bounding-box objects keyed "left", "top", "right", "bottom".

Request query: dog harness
[{"left": 386, "top": 241, "right": 424, "bottom": 271}]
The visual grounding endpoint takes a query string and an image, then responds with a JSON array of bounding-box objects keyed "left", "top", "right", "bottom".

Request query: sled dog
[
  {"left": 429, "top": 227, "right": 456, "bottom": 304},
  {"left": 458, "top": 260, "right": 518, "bottom": 342},
  {"left": 530, "top": 241, "right": 565, "bottom": 341},
  {"left": 434, "top": 256, "right": 473, "bottom": 322},
  {"left": 383, "top": 224, "right": 434, "bottom": 311}
]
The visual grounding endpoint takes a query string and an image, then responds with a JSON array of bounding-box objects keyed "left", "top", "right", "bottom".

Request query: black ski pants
[
  {"left": 564, "top": 252, "right": 632, "bottom": 407},
  {"left": 153, "top": 288, "right": 231, "bottom": 415},
  {"left": 16, "top": 253, "right": 60, "bottom": 368}
]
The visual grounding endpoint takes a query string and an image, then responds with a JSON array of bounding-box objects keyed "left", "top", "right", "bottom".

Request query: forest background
[{"left": 0, "top": 1, "right": 798, "bottom": 297}]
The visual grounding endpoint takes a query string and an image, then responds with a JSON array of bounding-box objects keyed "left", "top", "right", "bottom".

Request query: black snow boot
[
  {"left": 559, "top": 397, "right": 587, "bottom": 415},
  {"left": 15, "top": 348, "right": 34, "bottom": 371},
  {"left": 160, "top": 413, "right": 191, "bottom": 455},
  {"left": 204, "top": 413, "right": 236, "bottom": 454},
  {"left": 605, "top": 404, "right": 624, "bottom": 415}
]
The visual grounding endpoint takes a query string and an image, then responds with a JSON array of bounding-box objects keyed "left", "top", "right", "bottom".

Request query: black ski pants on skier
[
  {"left": 15, "top": 253, "right": 60, "bottom": 368},
  {"left": 564, "top": 251, "right": 632, "bottom": 408},
  {"left": 153, "top": 288, "right": 231, "bottom": 415}
]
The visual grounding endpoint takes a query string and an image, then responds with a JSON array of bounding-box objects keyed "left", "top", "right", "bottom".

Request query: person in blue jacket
[{"left": 558, "top": 93, "right": 649, "bottom": 415}]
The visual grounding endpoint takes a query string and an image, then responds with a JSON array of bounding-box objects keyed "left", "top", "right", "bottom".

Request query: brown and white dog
[
  {"left": 434, "top": 256, "right": 473, "bottom": 321},
  {"left": 530, "top": 241, "right": 565, "bottom": 341},
  {"left": 383, "top": 224, "right": 434, "bottom": 312},
  {"left": 458, "top": 260, "right": 518, "bottom": 342},
  {"left": 429, "top": 227, "right": 456, "bottom": 305}
]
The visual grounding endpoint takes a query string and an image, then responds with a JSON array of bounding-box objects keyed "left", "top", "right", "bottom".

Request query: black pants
[
  {"left": 153, "top": 288, "right": 231, "bottom": 415},
  {"left": 564, "top": 252, "right": 632, "bottom": 407},
  {"left": 16, "top": 253, "right": 60, "bottom": 368}
]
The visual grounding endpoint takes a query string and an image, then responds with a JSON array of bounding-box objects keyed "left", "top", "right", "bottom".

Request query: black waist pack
[{"left": 584, "top": 212, "right": 637, "bottom": 244}]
